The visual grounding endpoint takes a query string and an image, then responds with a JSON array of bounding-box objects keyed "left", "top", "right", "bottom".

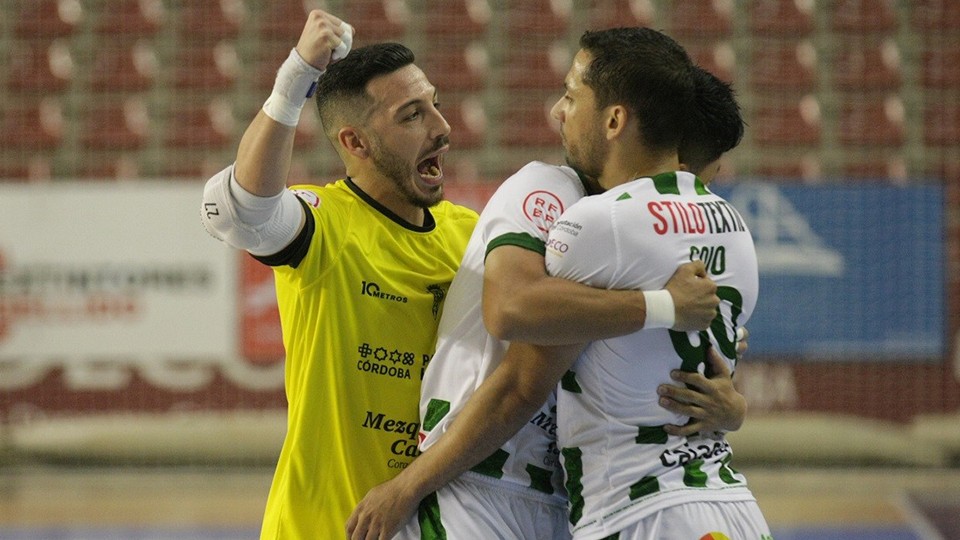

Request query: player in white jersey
[
  {"left": 347, "top": 29, "right": 755, "bottom": 540},
  {"left": 546, "top": 171, "right": 765, "bottom": 540},
  {"left": 543, "top": 31, "right": 769, "bottom": 539}
]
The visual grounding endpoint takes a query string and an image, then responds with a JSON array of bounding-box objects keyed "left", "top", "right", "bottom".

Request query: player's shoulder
[
  {"left": 490, "top": 161, "right": 586, "bottom": 209},
  {"left": 431, "top": 199, "right": 480, "bottom": 225},
  {"left": 287, "top": 180, "right": 350, "bottom": 208},
  {"left": 506, "top": 160, "right": 580, "bottom": 186},
  {"left": 600, "top": 170, "right": 709, "bottom": 202}
]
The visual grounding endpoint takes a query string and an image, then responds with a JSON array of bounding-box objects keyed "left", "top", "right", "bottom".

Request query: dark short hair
[
  {"left": 680, "top": 66, "right": 745, "bottom": 174},
  {"left": 314, "top": 42, "right": 416, "bottom": 135},
  {"left": 579, "top": 27, "right": 695, "bottom": 152}
]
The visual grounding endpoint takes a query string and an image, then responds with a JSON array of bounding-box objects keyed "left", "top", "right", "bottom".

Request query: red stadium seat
[
  {"left": 923, "top": 102, "right": 960, "bottom": 147},
  {"left": 833, "top": 39, "right": 902, "bottom": 91},
  {"left": 913, "top": 0, "right": 960, "bottom": 31},
  {"left": 158, "top": 156, "right": 235, "bottom": 180},
  {"left": 420, "top": 40, "right": 489, "bottom": 92},
  {"left": 502, "top": 40, "right": 571, "bottom": 91},
  {"left": 438, "top": 155, "right": 483, "bottom": 185},
  {"left": 831, "top": 0, "right": 898, "bottom": 33},
  {"left": 76, "top": 155, "right": 142, "bottom": 180},
  {"left": 925, "top": 159, "right": 960, "bottom": 183},
  {"left": 0, "top": 156, "right": 53, "bottom": 182},
  {"left": 0, "top": 99, "right": 65, "bottom": 150},
  {"left": 749, "top": 0, "right": 814, "bottom": 36},
  {"left": 79, "top": 98, "right": 151, "bottom": 150},
  {"left": 94, "top": 0, "right": 164, "bottom": 37},
  {"left": 165, "top": 99, "right": 236, "bottom": 149},
  {"left": 841, "top": 155, "right": 908, "bottom": 181},
  {"left": 754, "top": 154, "right": 822, "bottom": 181},
  {"left": 341, "top": 0, "right": 409, "bottom": 42},
  {"left": 920, "top": 47, "right": 960, "bottom": 89},
  {"left": 505, "top": 0, "right": 571, "bottom": 37},
  {"left": 443, "top": 95, "right": 487, "bottom": 149},
  {"left": 749, "top": 40, "right": 817, "bottom": 91},
  {"left": 257, "top": 1, "right": 316, "bottom": 40},
  {"left": 751, "top": 95, "right": 822, "bottom": 146},
  {"left": 173, "top": 41, "right": 239, "bottom": 90},
  {"left": 424, "top": 0, "right": 491, "bottom": 37},
  {"left": 588, "top": 0, "right": 657, "bottom": 30},
  {"left": 15, "top": 0, "right": 82, "bottom": 38},
  {"left": 6, "top": 39, "right": 74, "bottom": 93},
  {"left": 252, "top": 42, "right": 295, "bottom": 91},
  {"left": 687, "top": 41, "right": 737, "bottom": 83},
  {"left": 667, "top": 0, "right": 733, "bottom": 38},
  {"left": 180, "top": 0, "right": 245, "bottom": 41},
  {"left": 498, "top": 93, "right": 561, "bottom": 147},
  {"left": 837, "top": 95, "right": 905, "bottom": 146},
  {"left": 291, "top": 105, "right": 321, "bottom": 150},
  {"left": 89, "top": 41, "right": 158, "bottom": 92}
]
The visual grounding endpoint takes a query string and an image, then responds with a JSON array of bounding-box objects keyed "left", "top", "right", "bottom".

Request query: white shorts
[
  {"left": 610, "top": 500, "right": 771, "bottom": 540},
  {"left": 394, "top": 472, "right": 570, "bottom": 540}
]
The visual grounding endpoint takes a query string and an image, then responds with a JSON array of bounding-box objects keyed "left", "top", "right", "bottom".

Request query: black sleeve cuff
[{"left": 251, "top": 196, "right": 315, "bottom": 269}]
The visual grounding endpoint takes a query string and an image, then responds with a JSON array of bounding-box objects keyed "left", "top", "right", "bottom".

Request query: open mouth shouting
[{"left": 417, "top": 152, "right": 445, "bottom": 186}]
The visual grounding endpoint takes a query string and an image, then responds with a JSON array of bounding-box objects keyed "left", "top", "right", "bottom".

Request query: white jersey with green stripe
[
  {"left": 418, "top": 161, "right": 589, "bottom": 504},
  {"left": 545, "top": 171, "right": 760, "bottom": 540}
]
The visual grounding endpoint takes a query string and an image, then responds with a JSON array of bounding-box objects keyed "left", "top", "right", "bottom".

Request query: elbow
[{"left": 483, "top": 299, "right": 524, "bottom": 341}]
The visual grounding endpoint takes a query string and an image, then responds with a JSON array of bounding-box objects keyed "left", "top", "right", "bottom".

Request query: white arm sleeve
[{"left": 200, "top": 164, "right": 304, "bottom": 256}]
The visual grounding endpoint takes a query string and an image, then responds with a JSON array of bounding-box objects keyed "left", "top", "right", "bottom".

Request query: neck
[{"left": 599, "top": 146, "right": 680, "bottom": 191}]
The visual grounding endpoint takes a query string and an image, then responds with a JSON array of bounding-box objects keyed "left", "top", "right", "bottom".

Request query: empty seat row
[
  {"left": 15, "top": 0, "right": 950, "bottom": 44},
  {"left": 7, "top": 36, "right": 956, "bottom": 96},
  {"left": 7, "top": 91, "right": 955, "bottom": 156}
]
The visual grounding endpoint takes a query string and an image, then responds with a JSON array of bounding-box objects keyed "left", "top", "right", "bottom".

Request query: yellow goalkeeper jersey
[{"left": 258, "top": 178, "right": 477, "bottom": 540}]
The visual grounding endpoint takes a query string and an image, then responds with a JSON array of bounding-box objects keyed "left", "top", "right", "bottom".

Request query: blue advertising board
[{"left": 711, "top": 182, "right": 945, "bottom": 361}]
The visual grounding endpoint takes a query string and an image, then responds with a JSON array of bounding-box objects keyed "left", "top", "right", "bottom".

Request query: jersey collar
[{"left": 344, "top": 177, "right": 437, "bottom": 232}]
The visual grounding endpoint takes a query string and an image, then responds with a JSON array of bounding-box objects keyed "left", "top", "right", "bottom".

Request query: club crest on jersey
[
  {"left": 522, "top": 190, "right": 564, "bottom": 234},
  {"left": 426, "top": 283, "right": 447, "bottom": 320}
]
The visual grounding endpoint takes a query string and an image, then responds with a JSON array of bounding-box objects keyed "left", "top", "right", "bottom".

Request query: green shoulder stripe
[{"left": 485, "top": 232, "right": 546, "bottom": 260}]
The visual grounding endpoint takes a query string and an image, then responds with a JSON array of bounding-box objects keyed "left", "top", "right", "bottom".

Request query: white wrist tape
[
  {"left": 262, "top": 49, "right": 325, "bottom": 127},
  {"left": 642, "top": 289, "right": 676, "bottom": 329},
  {"left": 261, "top": 22, "right": 354, "bottom": 127}
]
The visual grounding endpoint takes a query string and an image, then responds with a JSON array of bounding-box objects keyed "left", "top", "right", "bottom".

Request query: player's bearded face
[
  {"left": 369, "top": 134, "right": 445, "bottom": 209},
  {"left": 564, "top": 116, "right": 608, "bottom": 182}
]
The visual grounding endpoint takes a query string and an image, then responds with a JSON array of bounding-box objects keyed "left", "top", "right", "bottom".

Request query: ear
[
  {"left": 605, "top": 105, "right": 629, "bottom": 140},
  {"left": 338, "top": 127, "right": 369, "bottom": 159}
]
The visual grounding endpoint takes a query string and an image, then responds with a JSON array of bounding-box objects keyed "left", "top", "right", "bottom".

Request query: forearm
[
  {"left": 236, "top": 36, "right": 329, "bottom": 197},
  {"left": 483, "top": 246, "right": 648, "bottom": 345},
  {"left": 488, "top": 274, "right": 647, "bottom": 345},
  {"left": 234, "top": 110, "right": 297, "bottom": 197}
]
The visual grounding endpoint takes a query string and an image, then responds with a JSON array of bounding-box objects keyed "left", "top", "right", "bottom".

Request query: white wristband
[
  {"left": 262, "top": 48, "right": 325, "bottom": 127},
  {"left": 261, "top": 22, "right": 354, "bottom": 127},
  {"left": 642, "top": 290, "right": 676, "bottom": 329}
]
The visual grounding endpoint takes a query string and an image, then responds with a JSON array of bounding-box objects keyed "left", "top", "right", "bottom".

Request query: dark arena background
[{"left": 1, "top": 1, "right": 958, "bottom": 539}]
